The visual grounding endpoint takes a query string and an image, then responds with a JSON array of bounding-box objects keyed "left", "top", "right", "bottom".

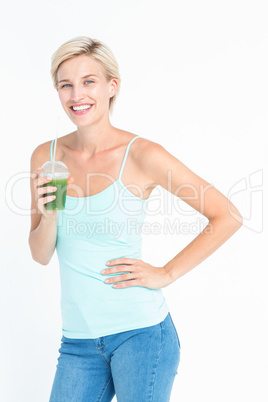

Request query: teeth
[{"left": 73, "top": 105, "right": 92, "bottom": 111}]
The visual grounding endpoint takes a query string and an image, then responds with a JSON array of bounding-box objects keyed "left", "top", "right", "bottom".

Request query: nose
[{"left": 71, "top": 84, "right": 85, "bottom": 102}]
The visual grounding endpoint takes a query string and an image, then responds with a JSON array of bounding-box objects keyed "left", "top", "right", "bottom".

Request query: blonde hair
[{"left": 51, "top": 36, "right": 121, "bottom": 114}]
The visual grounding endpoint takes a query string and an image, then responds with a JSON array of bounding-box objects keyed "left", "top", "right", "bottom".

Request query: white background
[{"left": 1, "top": 0, "right": 267, "bottom": 401}]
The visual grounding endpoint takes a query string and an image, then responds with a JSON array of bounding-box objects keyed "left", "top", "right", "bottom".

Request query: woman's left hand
[{"left": 101, "top": 258, "right": 173, "bottom": 289}]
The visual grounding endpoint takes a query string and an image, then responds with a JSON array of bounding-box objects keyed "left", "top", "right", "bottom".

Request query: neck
[{"left": 74, "top": 115, "right": 117, "bottom": 156}]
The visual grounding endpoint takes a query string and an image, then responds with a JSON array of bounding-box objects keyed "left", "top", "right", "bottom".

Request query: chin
[
  {"left": 74, "top": 117, "right": 99, "bottom": 129},
  {"left": 67, "top": 113, "right": 93, "bottom": 126}
]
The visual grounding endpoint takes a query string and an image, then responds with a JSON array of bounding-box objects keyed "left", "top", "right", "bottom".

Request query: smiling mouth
[{"left": 70, "top": 104, "right": 93, "bottom": 111}]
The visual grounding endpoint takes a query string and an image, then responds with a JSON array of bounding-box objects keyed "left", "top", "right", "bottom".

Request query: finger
[
  {"left": 112, "top": 279, "right": 138, "bottom": 289},
  {"left": 35, "top": 176, "right": 53, "bottom": 188},
  {"left": 67, "top": 176, "right": 74, "bottom": 184},
  {"left": 101, "top": 266, "right": 133, "bottom": 275},
  {"left": 32, "top": 167, "right": 42, "bottom": 179},
  {"left": 106, "top": 258, "right": 139, "bottom": 266},
  {"left": 67, "top": 177, "right": 74, "bottom": 190},
  {"left": 36, "top": 185, "right": 57, "bottom": 196},
  {"left": 31, "top": 167, "right": 41, "bottom": 181},
  {"left": 37, "top": 194, "right": 56, "bottom": 207},
  {"left": 104, "top": 273, "right": 136, "bottom": 284}
]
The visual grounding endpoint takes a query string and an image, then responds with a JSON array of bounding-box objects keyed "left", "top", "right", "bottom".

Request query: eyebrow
[{"left": 58, "top": 74, "right": 98, "bottom": 84}]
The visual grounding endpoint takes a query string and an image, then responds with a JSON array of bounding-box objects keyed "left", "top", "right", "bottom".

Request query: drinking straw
[{"left": 52, "top": 116, "right": 60, "bottom": 176}]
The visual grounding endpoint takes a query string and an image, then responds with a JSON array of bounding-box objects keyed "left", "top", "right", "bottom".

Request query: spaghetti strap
[
  {"left": 118, "top": 136, "right": 142, "bottom": 181},
  {"left": 50, "top": 139, "right": 55, "bottom": 162},
  {"left": 50, "top": 136, "right": 142, "bottom": 176}
]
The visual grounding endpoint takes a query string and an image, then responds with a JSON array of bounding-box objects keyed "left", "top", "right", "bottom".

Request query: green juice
[{"left": 43, "top": 178, "right": 68, "bottom": 210}]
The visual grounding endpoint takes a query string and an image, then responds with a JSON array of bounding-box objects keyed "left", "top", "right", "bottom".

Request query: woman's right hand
[
  {"left": 33, "top": 167, "right": 59, "bottom": 219},
  {"left": 33, "top": 166, "right": 74, "bottom": 220}
]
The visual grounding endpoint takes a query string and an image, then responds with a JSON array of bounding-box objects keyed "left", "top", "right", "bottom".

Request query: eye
[
  {"left": 61, "top": 83, "right": 72, "bottom": 88},
  {"left": 85, "top": 80, "right": 94, "bottom": 85}
]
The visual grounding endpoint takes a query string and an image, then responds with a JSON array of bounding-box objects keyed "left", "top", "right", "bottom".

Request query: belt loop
[{"left": 94, "top": 337, "right": 106, "bottom": 349}]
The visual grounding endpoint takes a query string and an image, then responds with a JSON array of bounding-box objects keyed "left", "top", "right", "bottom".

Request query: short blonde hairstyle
[{"left": 51, "top": 36, "right": 121, "bottom": 114}]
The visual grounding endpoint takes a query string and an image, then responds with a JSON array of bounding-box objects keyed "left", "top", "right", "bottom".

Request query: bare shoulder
[
  {"left": 30, "top": 136, "right": 68, "bottom": 171},
  {"left": 131, "top": 136, "right": 180, "bottom": 175},
  {"left": 130, "top": 135, "right": 163, "bottom": 158},
  {"left": 30, "top": 140, "right": 52, "bottom": 172}
]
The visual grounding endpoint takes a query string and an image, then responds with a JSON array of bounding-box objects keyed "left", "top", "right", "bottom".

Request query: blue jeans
[{"left": 49, "top": 312, "right": 180, "bottom": 401}]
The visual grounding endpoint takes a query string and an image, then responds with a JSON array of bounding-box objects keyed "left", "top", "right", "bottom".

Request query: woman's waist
[
  {"left": 60, "top": 271, "right": 161, "bottom": 305},
  {"left": 57, "top": 244, "right": 142, "bottom": 278}
]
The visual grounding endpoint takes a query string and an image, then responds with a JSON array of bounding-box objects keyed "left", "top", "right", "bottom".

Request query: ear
[{"left": 109, "top": 78, "right": 118, "bottom": 98}]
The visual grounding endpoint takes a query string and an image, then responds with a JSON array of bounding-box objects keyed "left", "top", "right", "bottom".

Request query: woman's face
[{"left": 56, "top": 54, "right": 117, "bottom": 127}]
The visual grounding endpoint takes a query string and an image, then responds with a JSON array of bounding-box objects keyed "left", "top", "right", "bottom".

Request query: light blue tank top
[{"left": 51, "top": 135, "right": 169, "bottom": 339}]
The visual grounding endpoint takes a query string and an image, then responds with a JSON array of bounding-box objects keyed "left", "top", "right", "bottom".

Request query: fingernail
[{"left": 46, "top": 176, "right": 52, "bottom": 180}]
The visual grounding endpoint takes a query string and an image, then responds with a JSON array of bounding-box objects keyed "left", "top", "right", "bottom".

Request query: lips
[{"left": 70, "top": 104, "right": 93, "bottom": 115}]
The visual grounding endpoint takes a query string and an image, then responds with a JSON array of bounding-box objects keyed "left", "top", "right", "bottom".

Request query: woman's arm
[
  {"left": 29, "top": 214, "right": 58, "bottom": 266},
  {"left": 163, "top": 215, "right": 242, "bottom": 283},
  {"left": 28, "top": 143, "right": 59, "bottom": 266},
  {"left": 139, "top": 140, "right": 243, "bottom": 283}
]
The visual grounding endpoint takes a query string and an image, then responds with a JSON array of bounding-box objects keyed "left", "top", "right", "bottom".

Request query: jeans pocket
[{"left": 169, "top": 314, "right": 181, "bottom": 349}]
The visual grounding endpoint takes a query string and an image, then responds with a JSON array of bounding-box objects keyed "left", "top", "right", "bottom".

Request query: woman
[{"left": 29, "top": 36, "right": 243, "bottom": 401}]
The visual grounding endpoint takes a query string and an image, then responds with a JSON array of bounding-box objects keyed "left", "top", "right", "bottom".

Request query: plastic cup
[{"left": 40, "top": 161, "right": 70, "bottom": 210}]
